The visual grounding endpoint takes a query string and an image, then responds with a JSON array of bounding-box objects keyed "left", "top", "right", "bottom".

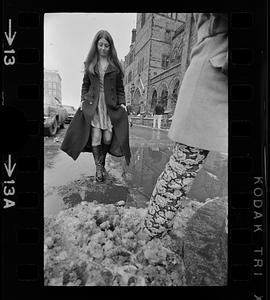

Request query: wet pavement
[
  {"left": 44, "top": 124, "right": 228, "bottom": 217},
  {"left": 44, "top": 125, "right": 174, "bottom": 216}
]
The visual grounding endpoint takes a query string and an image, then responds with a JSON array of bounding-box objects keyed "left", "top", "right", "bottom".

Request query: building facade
[
  {"left": 124, "top": 13, "right": 197, "bottom": 115},
  {"left": 44, "top": 69, "right": 62, "bottom": 103}
]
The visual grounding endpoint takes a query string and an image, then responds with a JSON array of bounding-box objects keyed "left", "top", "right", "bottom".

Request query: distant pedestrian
[
  {"left": 127, "top": 105, "right": 133, "bottom": 127},
  {"left": 153, "top": 101, "right": 164, "bottom": 129},
  {"left": 138, "top": 13, "right": 228, "bottom": 239},
  {"left": 61, "top": 30, "right": 131, "bottom": 182}
]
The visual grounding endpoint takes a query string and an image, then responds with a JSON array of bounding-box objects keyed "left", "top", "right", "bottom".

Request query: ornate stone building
[{"left": 124, "top": 13, "right": 197, "bottom": 115}]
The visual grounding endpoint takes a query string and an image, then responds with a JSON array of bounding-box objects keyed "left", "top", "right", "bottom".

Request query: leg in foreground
[{"left": 142, "top": 142, "right": 209, "bottom": 239}]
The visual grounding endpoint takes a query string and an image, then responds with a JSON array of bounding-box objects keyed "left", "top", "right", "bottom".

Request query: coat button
[{"left": 89, "top": 101, "right": 93, "bottom": 104}]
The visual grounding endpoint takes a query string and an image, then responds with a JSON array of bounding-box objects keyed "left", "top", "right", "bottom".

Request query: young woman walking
[{"left": 61, "top": 30, "right": 131, "bottom": 181}]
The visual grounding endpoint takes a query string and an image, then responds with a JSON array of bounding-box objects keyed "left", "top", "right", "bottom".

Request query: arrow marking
[
  {"left": 4, "top": 155, "right": 16, "bottom": 177},
  {"left": 5, "top": 19, "right": 16, "bottom": 46}
]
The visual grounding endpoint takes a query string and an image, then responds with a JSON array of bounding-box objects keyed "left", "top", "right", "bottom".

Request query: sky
[{"left": 44, "top": 13, "right": 137, "bottom": 108}]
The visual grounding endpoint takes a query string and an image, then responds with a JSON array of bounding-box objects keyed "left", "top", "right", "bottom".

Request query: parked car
[
  {"left": 63, "top": 105, "right": 76, "bottom": 123},
  {"left": 44, "top": 95, "right": 68, "bottom": 136}
]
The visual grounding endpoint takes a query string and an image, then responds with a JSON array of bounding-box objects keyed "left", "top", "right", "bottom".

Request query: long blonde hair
[{"left": 84, "top": 30, "right": 123, "bottom": 77}]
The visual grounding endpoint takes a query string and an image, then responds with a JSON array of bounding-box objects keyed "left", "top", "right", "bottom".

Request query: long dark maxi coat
[{"left": 60, "top": 63, "right": 131, "bottom": 165}]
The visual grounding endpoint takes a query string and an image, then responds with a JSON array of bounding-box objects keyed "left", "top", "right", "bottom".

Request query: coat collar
[
  {"left": 93, "top": 61, "right": 118, "bottom": 75},
  {"left": 105, "top": 62, "right": 118, "bottom": 74}
]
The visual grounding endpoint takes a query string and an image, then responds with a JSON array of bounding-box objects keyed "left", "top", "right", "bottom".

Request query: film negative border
[
  {"left": 1, "top": 3, "right": 268, "bottom": 299},
  {"left": 229, "top": 9, "right": 267, "bottom": 300},
  {"left": 2, "top": 4, "right": 44, "bottom": 292}
]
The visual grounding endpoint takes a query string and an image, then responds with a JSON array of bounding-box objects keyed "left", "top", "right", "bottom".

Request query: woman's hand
[{"left": 120, "top": 104, "right": 127, "bottom": 111}]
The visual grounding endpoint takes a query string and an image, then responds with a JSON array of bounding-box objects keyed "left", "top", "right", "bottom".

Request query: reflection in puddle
[
  {"left": 44, "top": 143, "right": 173, "bottom": 217},
  {"left": 62, "top": 184, "right": 129, "bottom": 208},
  {"left": 44, "top": 125, "right": 228, "bottom": 217},
  {"left": 121, "top": 144, "right": 173, "bottom": 197}
]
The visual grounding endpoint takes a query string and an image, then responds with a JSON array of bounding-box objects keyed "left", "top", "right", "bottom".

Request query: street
[
  {"left": 44, "top": 124, "right": 174, "bottom": 216},
  {"left": 44, "top": 123, "right": 227, "bottom": 218}
]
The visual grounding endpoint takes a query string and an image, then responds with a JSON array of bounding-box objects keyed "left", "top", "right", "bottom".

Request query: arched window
[
  {"left": 172, "top": 80, "right": 180, "bottom": 106},
  {"left": 138, "top": 57, "right": 144, "bottom": 75},
  {"left": 141, "top": 13, "right": 146, "bottom": 27},
  {"left": 151, "top": 90, "right": 157, "bottom": 109},
  {"left": 171, "top": 49, "right": 178, "bottom": 63},
  {"left": 165, "top": 29, "right": 171, "bottom": 42},
  {"left": 128, "top": 71, "right": 132, "bottom": 83},
  {"left": 161, "top": 88, "right": 168, "bottom": 109},
  {"left": 162, "top": 54, "right": 169, "bottom": 68},
  {"left": 177, "top": 47, "right": 182, "bottom": 60},
  {"left": 132, "top": 88, "right": 142, "bottom": 114}
]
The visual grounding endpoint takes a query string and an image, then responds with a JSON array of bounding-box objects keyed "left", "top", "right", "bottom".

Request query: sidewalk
[{"left": 131, "top": 123, "right": 169, "bottom": 132}]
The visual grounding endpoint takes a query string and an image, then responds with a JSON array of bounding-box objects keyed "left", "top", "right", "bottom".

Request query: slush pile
[{"left": 44, "top": 201, "right": 186, "bottom": 286}]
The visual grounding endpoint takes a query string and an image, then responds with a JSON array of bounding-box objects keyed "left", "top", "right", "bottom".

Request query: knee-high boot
[
  {"left": 92, "top": 145, "right": 104, "bottom": 182},
  {"left": 101, "top": 143, "right": 110, "bottom": 176}
]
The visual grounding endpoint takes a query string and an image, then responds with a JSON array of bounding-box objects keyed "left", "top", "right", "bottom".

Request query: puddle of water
[
  {"left": 44, "top": 142, "right": 173, "bottom": 217},
  {"left": 118, "top": 144, "right": 173, "bottom": 197},
  {"left": 62, "top": 185, "right": 130, "bottom": 208},
  {"left": 45, "top": 193, "right": 65, "bottom": 216},
  {"left": 44, "top": 151, "right": 95, "bottom": 188},
  {"left": 44, "top": 124, "right": 227, "bottom": 217},
  {"left": 44, "top": 128, "right": 228, "bottom": 217},
  {"left": 44, "top": 174, "right": 132, "bottom": 217}
]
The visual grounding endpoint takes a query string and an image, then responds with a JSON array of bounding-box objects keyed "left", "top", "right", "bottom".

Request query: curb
[{"left": 131, "top": 124, "right": 169, "bottom": 132}]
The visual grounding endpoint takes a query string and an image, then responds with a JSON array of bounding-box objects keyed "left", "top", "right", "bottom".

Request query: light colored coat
[{"left": 168, "top": 13, "right": 228, "bottom": 153}]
